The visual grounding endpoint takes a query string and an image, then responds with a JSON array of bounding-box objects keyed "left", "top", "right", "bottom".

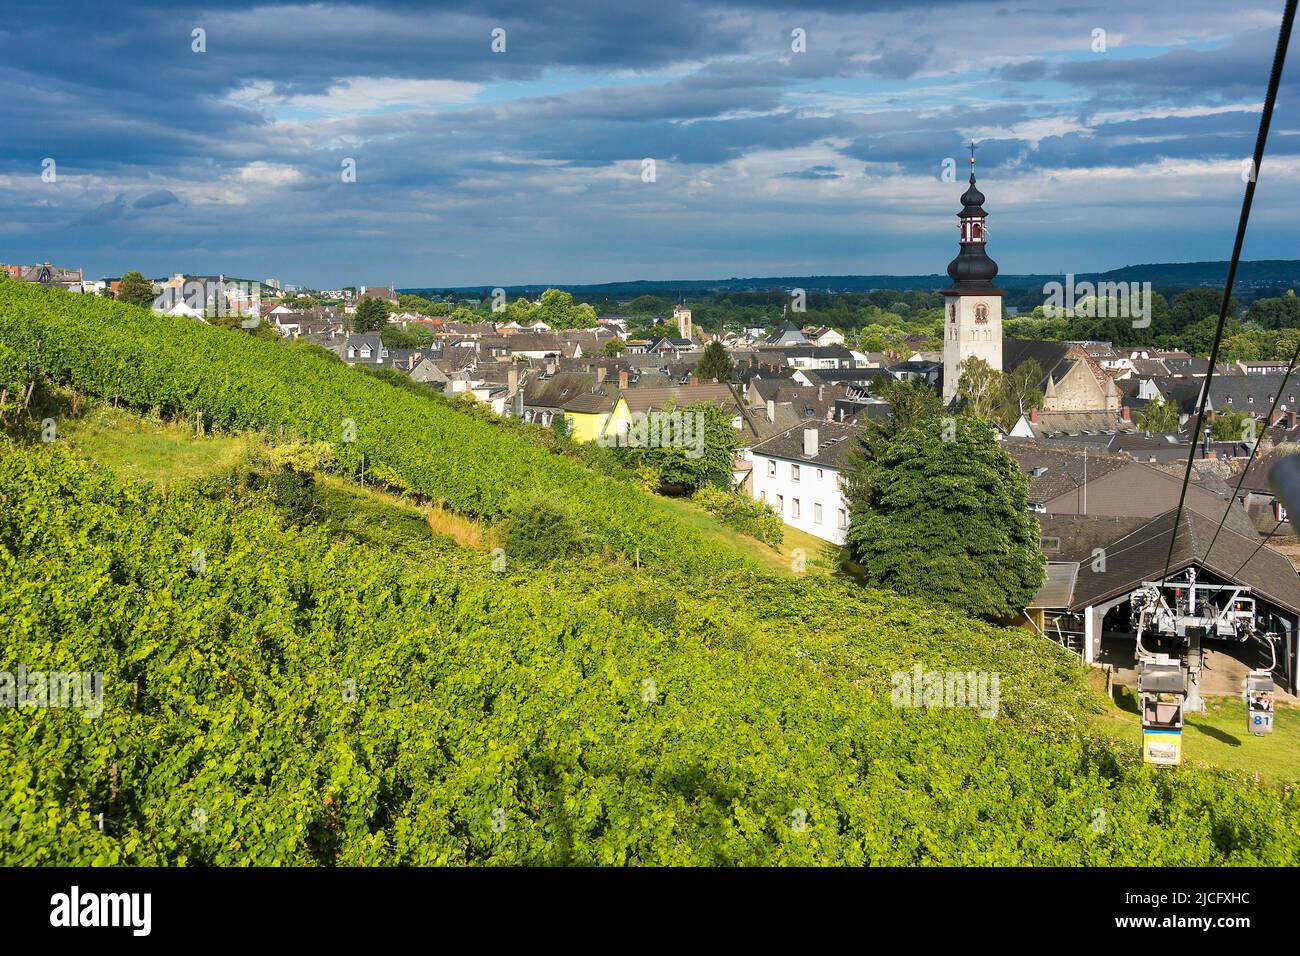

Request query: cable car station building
[{"left": 1027, "top": 507, "right": 1300, "bottom": 697}]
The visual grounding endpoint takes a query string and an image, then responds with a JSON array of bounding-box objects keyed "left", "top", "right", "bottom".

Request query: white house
[
  {"left": 750, "top": 421, "right": 863, "bottom": 545},
  {"left": 804, "top": 326, "right": 845, "bottom": 347}
]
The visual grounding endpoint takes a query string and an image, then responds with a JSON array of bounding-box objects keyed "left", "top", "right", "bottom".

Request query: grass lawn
[
  {"left": 645, "top": 493, "right": 840, "bottom": 576},
  {"left": 1093, "top": 686, "right": 1300, "bottom": 784},
  {"left": 60, "top": 406, "right": 254, "bottom": 486},
  {"left": 316, "top": 476, "right": 477, "bottom": 557}
]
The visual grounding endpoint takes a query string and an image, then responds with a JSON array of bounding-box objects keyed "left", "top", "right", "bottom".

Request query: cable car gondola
[{"left": 1138, "top": 655, "right": 1185, "bottom": 767}]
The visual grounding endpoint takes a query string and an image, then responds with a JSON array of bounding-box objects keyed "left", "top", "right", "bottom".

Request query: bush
[
  {"left": 693, "top": 486, "right": 784, "bottom": 546},
  {"left": 499, "top": 494, "right": 589, "bottom": 565}
]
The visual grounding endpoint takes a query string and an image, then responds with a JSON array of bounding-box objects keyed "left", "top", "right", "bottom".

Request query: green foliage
[
  {"left": 352, "top": 297, "right": 389, "bottom": 333},
  {"left": 1246, "top": 293, "right": 1300, "bottom": 331},
  {"left": 955, "top": 357, "right": 1042, "bottom": 430},
  {"left": 695, "top": 341, "right": 734, "bottom": 383},
  {"left": 397, "top": 294, "right": 450, "bottom": 317},
  {"left": 1137, "top": 400, "right": 1180, "bottom": 434},
  {"left": 692, "top": 486, "right": 783, "bottom": 546},
  {"left": 615, "top": 402, "right": 738, "bottom": 494},
  {"left": 499, "top": 494, "right": 589, "bottom": 564},
  {"left": 1209, "top": 409, "right": 1253, "bottom": 443},
  {"left": 3, "top": 443, "right": 1299, "bottom": 866},
  {"left": 536, "top": 288, "right": 597, "bottom": 330},
  {"left": 841, "top": 376, "right": 942, "bottom": 503},
  {"left": 844, "top": 416, "right": 1045, "bottom": 620},
  {"left": 115, "top": 271, "right": 155, "bottom": 308},
  {"left": 0, "top": 341, "right": 26, "bottom": 407}
]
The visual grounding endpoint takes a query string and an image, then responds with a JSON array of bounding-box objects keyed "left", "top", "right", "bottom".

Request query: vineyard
[
  {"left": 0, "top": 280, "right": 741, "bottom": 574},
  {"left": 2, "top": 282, "right": 1299, "bottom": 865}
]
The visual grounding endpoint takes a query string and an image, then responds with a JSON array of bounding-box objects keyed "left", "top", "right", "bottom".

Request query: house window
[
  {"left": 837, "top": 509, "right": 847, "bottom": 529},
  {"left": 816, "top": 468, "right": 824, "bottom": 481},
  {"left": 791, "top": 498, "right": 801, "bottom": 518},
  {"left": 791, "top": 464, "right": 800, "bottom": 481},
  {"left": 1277, "top": 501, "right": 1289, "bottom": 522},
  {"left": 767, "top": 460, "right": 776, "bottom": 478},
  {"left": 814, "top": 503, "right": 823, "bottom": 524},
  {"left": 776, "top": 494, "right": 784, "bottom": 513}
]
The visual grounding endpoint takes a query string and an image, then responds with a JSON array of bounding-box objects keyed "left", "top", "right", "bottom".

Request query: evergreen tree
[
  {"left": 353, "top": 296, "right": 389, "bottom": 333},
  {"left": 695, "top": 340, "right": 734, "bottom": 382}
]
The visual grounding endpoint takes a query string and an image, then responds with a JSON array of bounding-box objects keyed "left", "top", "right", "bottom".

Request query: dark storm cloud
[
  {"left": 0, "top": 0, "right": 1294, "bottom": 284},
  {"left": 1056, "top": 28, "right": 1288, "bottom": 107}
]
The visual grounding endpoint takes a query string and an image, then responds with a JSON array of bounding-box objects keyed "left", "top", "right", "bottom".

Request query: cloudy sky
[{"left": 2, "top": 0, "right": 1297, "bottom": 287}]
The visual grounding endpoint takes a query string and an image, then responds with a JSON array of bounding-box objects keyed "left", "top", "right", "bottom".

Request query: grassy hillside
[{"left": 2, "top": 281, "right": 1299, "bottom": 866}]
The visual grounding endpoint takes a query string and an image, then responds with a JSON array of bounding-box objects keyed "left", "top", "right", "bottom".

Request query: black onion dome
[
  {"left": 947, "top": 246, "right": 999, "bottom": 284},
  {"left": 959, "top": 175, "right": 986, "bottom": 216},
  {"left": 945, "top": 172, "right": 1000, "bottom": 290}
]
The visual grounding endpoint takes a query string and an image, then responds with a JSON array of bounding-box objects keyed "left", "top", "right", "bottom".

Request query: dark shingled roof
[
  {"left": 1028, "top": 562, "right": 1080, "bottom": 609},
  {"left": 620, "top": 384, "right": 738, "bottom": 415},
  {"left": 1002, "top": 339, "right": 1072, "bottom": 387},
  {"left": 751, "top": 421, "right": 865, "bottom": 469},
  {"left": 1067, "top": 508, "right": 1300, "bottom": 615},
  {"left": 561, "top": 391, "right": 617, "bottom": 414},
  {"left": 1037, "top": 514, "right": 1152, "bottom": 562},
  {"left": 523, "top": 371, "right": 598, "bottom": 409},
  {"left": 1004, "top": 440, "right": 1133, "bottom": 503}
]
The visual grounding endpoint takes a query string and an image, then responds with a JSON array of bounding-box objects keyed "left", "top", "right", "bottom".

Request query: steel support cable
[{"left": 1160, "top": 0, "right": 1298, "bottom": 584}]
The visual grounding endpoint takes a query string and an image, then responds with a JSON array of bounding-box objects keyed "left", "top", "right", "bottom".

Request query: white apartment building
[{"left": 750, "top": 421, "right": 863, "bottom": 545}]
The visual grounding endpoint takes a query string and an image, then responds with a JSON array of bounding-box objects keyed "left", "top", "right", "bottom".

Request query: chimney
[
  {"left": 596, "top": 367, "right": 607, "bottom": 384},
  {"left": 1289, "top": 410, "right": 1297, "bottom": 430},
  {"left": 767, "top": 399, "right": 776, "bottom": 423},
  {"left": 1029, "top": 408, "right": 1039, "bottom": 423},
  {"left": 825, "top": 407, "right": 833, "bottom": 422},
  {"left": 1120, "top": 405, "right": 1131, "bottom": 423},
  {"left": 508, "top": 367, "right": 519, "bottom": 394},
  {"left": 803, "top": 427, "right": 818, "bottom": 457},
  {"left": 690, "top": 376, "right": 698, "bottom": 386},
  {"left": 618, "top": 370, "right": 629, "bottom": 390}
]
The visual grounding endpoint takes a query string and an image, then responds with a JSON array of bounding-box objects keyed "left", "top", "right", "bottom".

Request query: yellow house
[{"left": 563, "top": 393, "right": 630, "bottom": 444}]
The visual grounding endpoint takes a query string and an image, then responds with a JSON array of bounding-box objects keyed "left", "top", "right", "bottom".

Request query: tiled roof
[{"left": 620, "top": 384, "right": 737, "bottom": 415}]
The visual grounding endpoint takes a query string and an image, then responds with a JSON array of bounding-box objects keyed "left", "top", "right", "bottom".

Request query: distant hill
[{"left": 404, "top": 259, "right": 1300, "bottom": 298}]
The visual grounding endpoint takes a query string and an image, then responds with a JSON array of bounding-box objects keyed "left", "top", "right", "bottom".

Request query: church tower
[{"left": 941, "top": 148, "right": 1003, "bottom": 402}]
